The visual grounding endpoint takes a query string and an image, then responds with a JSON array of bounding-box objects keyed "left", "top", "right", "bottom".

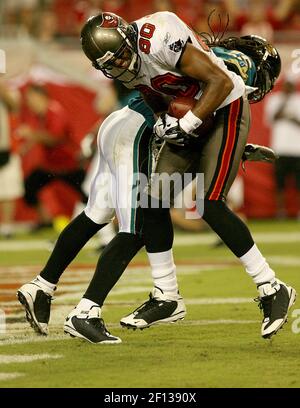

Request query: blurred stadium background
[{"left": 0, "top": 0, "right": 300, "bottom": 389}]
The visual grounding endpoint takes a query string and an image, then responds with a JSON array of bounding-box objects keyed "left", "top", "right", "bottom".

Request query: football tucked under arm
[
  {"left": 153, "top": 96, "right": 215, "bottom": 147},
  {"left": 168, "top": 96, "right": 215, "bottom": 137},
  {"left": 164, "top": 97, "right": 278, "bottom": 164}
]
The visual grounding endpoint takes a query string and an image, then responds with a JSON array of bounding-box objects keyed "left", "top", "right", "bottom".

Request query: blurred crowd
[{"left": 1, "top": 0, "right": 300, "bottom": 42}]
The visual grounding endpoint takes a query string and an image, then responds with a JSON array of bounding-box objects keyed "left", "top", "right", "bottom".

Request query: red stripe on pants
[{"left": 209, "top": 98, "right": 241, "bottom": 201}]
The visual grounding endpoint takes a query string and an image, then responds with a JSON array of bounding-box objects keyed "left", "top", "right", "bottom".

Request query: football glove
[{"left": 153, "top": 113, "right": 193, "bottom": 147}]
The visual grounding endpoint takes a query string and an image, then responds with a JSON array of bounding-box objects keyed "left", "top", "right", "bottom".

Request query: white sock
[
  {"left": 147, "top": 249, "right": 178, "bottom": 296},
  {"left": 35, "top": 275, "right": 56, "bottom": 294},
  {"left": 239, "top": 244, "right": 275, "bottom": 285},
  {"left": 76, "top": 298, "right": 99, "bottom": 312}
]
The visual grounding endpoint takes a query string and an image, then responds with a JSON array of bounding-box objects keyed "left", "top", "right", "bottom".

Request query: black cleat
[
  {"left": 64, "top": 306, "right": 121, "bottom": 344},
  {"left": 120, "top": 287, "right": 186, "bottom": 329}
]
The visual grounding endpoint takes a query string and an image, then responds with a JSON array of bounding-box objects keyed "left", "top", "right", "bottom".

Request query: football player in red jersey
[{"left": 18, "top": 84, "right": 88, "bottom": 230}]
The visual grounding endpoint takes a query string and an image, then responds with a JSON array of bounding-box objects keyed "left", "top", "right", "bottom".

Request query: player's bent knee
[
  {"left": 202, "top": 199, "right": 226, "bottom": 221},
  {"left": 83, "top": 207, "right": 115, "bottom": 225}
]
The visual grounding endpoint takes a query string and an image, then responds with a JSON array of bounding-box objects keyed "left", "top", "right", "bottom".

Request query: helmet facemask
[
  {"left": 250, "top": 43, "right": 280, "bottom": 102},
  {"left": 215, "top": 35, "right": 281, "bottom": 103},
  {"left": 93, "top": 25, "right": 141, "bottom": 83},
  {"left": 251, "top": 62, "right": 272, "bottom": 103}
]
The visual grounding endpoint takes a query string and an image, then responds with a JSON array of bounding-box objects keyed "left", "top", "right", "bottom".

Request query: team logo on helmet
[
  {"left": 100, "top": 13, "right": 119, "bottom": 28},
  {"left": 81, "top": 12, "right": 141, "bottom": 83}
]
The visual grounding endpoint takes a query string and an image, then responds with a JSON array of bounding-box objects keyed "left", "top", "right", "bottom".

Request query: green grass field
[{"left": 0, "top": 220, "right": 299, "bottom": 388}]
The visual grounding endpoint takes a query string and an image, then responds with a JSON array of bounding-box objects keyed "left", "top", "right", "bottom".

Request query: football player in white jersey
[
  {"left": 79, "top": 11, "right": 296, "bottom": 339},
  {"left": 17, "top": 95, "right": 187, "bottom": 343},
  {"left": 17, "top": 12, "right": 295, "bottom": 342},
  {"left": 16, "top": 93, "right": 274, "bottom": 344}
]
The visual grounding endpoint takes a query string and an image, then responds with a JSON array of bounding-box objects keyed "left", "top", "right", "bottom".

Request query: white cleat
[{"left": 17, "top": 279, "right": 54, "bottom": 335}]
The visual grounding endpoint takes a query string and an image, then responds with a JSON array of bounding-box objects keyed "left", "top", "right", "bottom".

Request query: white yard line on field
[
  {"left": 174, "top": 231, "right": 300, "bottom": 246},
  {"left": 0, "top": 239, "right": 98, "bottom": 251},
  {"left": 55, "top": 288, "right": 251, "bottom": 303},
  {"left": 185, "top": 297, "right": 253, "bottom": 305},
  {"left": 0, "top": 318, "right": 260, "bottom": 346},
  {"left": 0, "top": 264, "right": 229, "bottom": 282},
  {"left": 54, "top": 286, "right": 152, "bottom": 303},
  {"left": 175, "top": 319, "right": 258, "bottom": 325},
  {"left": 0, "top": 334, "right": 70, "bottom": 346},
  {"left": 0, "top": 354, "right": 63, "bottom": 364},
  {"left": 0, "top": 372, "right": 24, "bottom": 381},
  {"left": 1, "top": 231, "right": 300, "bottom": 252},
  {"left": 268, "top": 256, "right": 300, "bottom": 266},
  {"left": 2, "top": 297, "right": 256, "bottom": 342}
]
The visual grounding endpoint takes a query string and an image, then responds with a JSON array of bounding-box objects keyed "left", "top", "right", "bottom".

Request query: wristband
[{"left": 179, "top": 110, "right": 203, "bottom": 134}]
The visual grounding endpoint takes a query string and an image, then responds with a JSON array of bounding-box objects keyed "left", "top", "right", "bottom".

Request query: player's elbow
[
  {"left": 221, "top": 74, "right": 234, "bottom": 96},
  {"left": 208, "top": 71, "right": 233, "bottom": 99}
]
